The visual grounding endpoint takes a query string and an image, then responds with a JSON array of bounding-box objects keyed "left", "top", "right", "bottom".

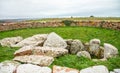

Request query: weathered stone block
[{"left": 13, "top": 55, "right": 54, "bottom": 66}]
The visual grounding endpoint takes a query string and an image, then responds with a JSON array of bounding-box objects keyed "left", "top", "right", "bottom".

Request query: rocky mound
[{"left": 0, "top": 32, "right": 119, "bottom": 73}]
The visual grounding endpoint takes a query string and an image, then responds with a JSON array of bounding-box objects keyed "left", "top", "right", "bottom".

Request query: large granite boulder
[
  {"left": 0, "top": 36, "right": 23, "bottom": 47},
  {"left": 104, "top": 43, "right": 118, "bottom": 59},
  {"left": 77, "top": 51, "right": 91, "bottom": 59},
  {"left": 89, "top": 39, "right": 101, "bottom": 56},
  {"left": 53, "top": 65, "right": 79, "bottom": 73},
  {"left": 12, "top": 34, "right": 48, "bottom": 47},
  {"left": 80, "top": 65, "right": 109, "bottom": 73},
  {"left": 14, "top": 46, "right": 68, "bottom": 57},
  {"left": 0, "top": 60, "right": 20, "bottom": 73},
  {"left": 43, "top": 32, "right": 67, "bottom": 49},
  {"left": 13, "top": 55, "right": 54, "bottom": 66},
  {"left": 16, "top": 64, "right": 51, "bottom": 73},
  {"left": 70, "top": 40, "right": 84, "bottom": 54}
]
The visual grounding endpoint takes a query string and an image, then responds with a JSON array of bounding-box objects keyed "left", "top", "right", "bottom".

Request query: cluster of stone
[
  {"left": 0, "top": 32, "right": 119, "bottom": 73},
  {"left": 0, "top": 32, "right": 119, "bottom": 61},
  {"left": 65, "top": 38, "right": 118, "bottom": 61},
  {"left": 0, "top": 36, "right": 23, "bottom": 47},
  {"left": 1, "top": 61, "right": 118, "bottom": 73}
]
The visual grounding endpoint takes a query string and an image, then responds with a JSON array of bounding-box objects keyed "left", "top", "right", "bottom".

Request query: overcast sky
[{"left": 0, "top": 0, "right": 120, "bottom": 19}]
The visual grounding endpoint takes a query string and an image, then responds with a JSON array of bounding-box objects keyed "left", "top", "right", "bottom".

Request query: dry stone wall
[{"left": 0, "top": 21, "right": 120, "bottom": 31}]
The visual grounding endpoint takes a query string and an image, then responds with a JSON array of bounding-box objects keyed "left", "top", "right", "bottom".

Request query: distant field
[
  {"left": 0, "top": 27, "right": 120, "bottom": 70},
  {"left": 0, "top": 17, "right": 120, "bottom": 23},
  {"left": 27, "top": 17, "right": 120, "bottom": 22}
]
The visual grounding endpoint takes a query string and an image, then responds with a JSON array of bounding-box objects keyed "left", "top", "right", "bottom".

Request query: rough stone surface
[
  {"left": 80, "top": 65, "right": 109, "bottom": 73},
  {"left": 13, "top": 55, "right": 54, "bottom": 66},
  {"left": 110, "top": 71, "right": 115, "bottom": 73},
  {"left": 0, "top": 36, "right": 23, "bottom": 47},
  {"left": 14, "top": 46, "right": 68, "bottom": 57},
  {"left": 14, "top": 45, "right": 34, "bottom": 56},
  {"left": 77, "top": 51, "right": 91, "bottom": 59},
  {"left": 84, "top": 42, "right": 90, "bottom": 51},
  {"left": 0, "top": 60, "right": 20, "bottom": 73},
  {"left": 43, "top": 32, "right": 67, "bottom": 49},
  {"left": 70, "top": 40, "right": 84, "bottom": 54},
  {"left": 65, "top": 39, "right": 73, "bottom": 50},
  {"left": 114, "top": 69, "right": 120, "bottom": 73},
  {"left": 99, "top": 46, "right": 104, "bottom": 58},
  {"left": 33, "top": 47, "right": 68, "bottom": 57},
  {"left": 16, "top": 64, "right": 52, "bottom": 73},
  {"left": 65, "top": 39, "right": 73, "bottom": 45},
  {"left": 89, "top": 39, "right": 101, "bottom": 56},
  {"left": 104, "top": 43, "right": 118, "bottom": 59},
  {"left": 53, "top": 65, "right": 79, "bottom": 73},
  {"left": 12, "top": 34, "right": 48, "bottom": 47}
]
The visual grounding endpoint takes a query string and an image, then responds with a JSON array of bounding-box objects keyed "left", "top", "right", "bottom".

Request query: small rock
[
  {"left": 16, "top": 64, "right": 52, "bottom": 73},
  {"left": 43, "top": 32, "right": 67, "bottom": 49},
  {"left": 0, "top": 36, "right": 23, "bottom": 47},
  {"left": 84, "top": 42, "right": 90, "bottom": 51},
  {"left": 114, "top": 69, "right": 120, "bottom": 73},
  {"left": 65, "top": 39, "right": 73, "bottom": 45},
  {"left": 80, "top": 65, "right": 109, "bottom": 73},
  {"left": 12, "top": 34, "right": 48, "bottom": 47},
  {"left": 77, "top": 51, "right": 91, "bottom": 59},
  {"left": 89, "top": 39, "right": 100, "bottom": 57},
  {"left": 65, "top": 39, "right": 73, "bottom": 51},
  {"left": 70, "top": 40, "right": 84, "bottom": 54},
  {"left": 53, "top": 65, "right": 79, "bottom": 73},
  {"left": 0, "top": 60, "right": 20, "bottom": 73},
  {"left": 104, "top": 43, "right": 118, "bottom": 59},
  {"left": 99, "top": 46, "right": 104, "bottom": 58},
  {"left": 13, "top": 55, "right": 54, "bottom": 66},
  {"left": 92, "top": 46, "right": 105, "bottom": 58},
  {"left": 66, "top": 45, "right": 71, "bottom": 51},
  {"left": 110, "top": 71, "right": 115, "bottom": 73}
]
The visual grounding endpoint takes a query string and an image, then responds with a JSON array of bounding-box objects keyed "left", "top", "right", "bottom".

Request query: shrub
[
  {"left": 90, "top": 15, "right": 94, "bottom": 17},
  {"left": 62, "top": 20, "right": 73, "bottom": 26}
]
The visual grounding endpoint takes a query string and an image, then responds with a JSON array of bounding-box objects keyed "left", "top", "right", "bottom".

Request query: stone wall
[
  {"left": 0, "top": 22, "right": 64, "bottom": 31},
  {"left": 73, "top": 21, "right": 120, "bottom": 30},
  {"left": 0, "top": 21, "right": 120, "bottom": 31}
]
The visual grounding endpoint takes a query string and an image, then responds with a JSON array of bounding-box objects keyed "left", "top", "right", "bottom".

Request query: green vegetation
[
  {"left": 62, "top": 20, "right": 73, "bottom": 26},
  {"left": 50, "top": 55, "right": 120, "bottom": 70},
  {"left": 0, "top": 26, "right": 120, "bottom": 70}
]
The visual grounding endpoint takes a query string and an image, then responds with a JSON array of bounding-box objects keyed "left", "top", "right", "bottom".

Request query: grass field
[{"left": 0, "top": 26, "right": 120, "bottom": 70}]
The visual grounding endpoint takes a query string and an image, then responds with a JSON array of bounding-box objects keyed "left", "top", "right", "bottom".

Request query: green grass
[{"left": 0, "top": 26, "right": 120, "bottom": 70}]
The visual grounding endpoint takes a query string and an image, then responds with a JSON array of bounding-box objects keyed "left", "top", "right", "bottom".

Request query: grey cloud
[{"left": 0, "top": 0, "right": 120, "bottom": 19}]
